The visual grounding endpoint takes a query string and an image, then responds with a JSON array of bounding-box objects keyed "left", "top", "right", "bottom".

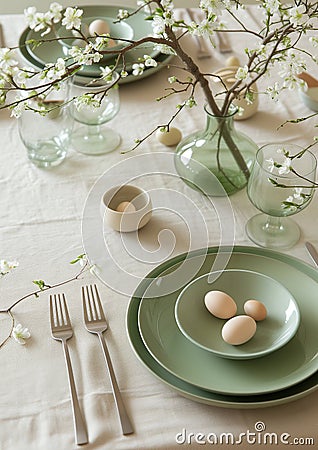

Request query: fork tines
[
  {"left": 50, "top": 293, "right": 72, "bottom": 331},
  {"left": 82, "top": 284, "right": 105, "bottom": 324}
]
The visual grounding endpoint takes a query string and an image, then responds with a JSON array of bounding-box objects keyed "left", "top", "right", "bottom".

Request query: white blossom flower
[
  {"left": 143, "top": 55, "right": 157, "bottom": 67},
  {"left": 278, "top": 49, "right": 306, "bottom": 89},
  {"left": 10, "top": 101, "right": 27, "bottom": 118},
  {"left": 78, "top": 254, "right": 88, "bottom": 267},
  {"left": 190, "top": 18, "right": 217, "bottom": 38},
  {"left": 266, "top": 157, "right": 275, "bottom": 172},
  {"left": 74, "top": 94, "right": 100, "bottom": 111},
  {"left": 278, "top": 157, "right": 292, "bottom": 175},
  {"left": 137, "top": 0, "right": 151, "bottom": 13},
  {"left": 293, "top": 188, "right": 306, "bottom": 203},
  {"left": 266, "top": 82, "right": 281, "bottom": 101},
  {"left": 200, "top": 0, "right": 230, "bottom": 16},
  {"left": 151, "top": 8, "right": 175, "bottom": 36},
  {"left": 42, "top": 58, "right": 66, "bottom": 81},
  {"left": 117, "top": 9, "right": 129, "bottom": 20},
  {"left": 24, "top": 5, "right": 58, "bottom": 34},
  {"left": 62, "top": 7, "right": 83, "bottom": 30},
  {"left": 137, "top": 0, "right": 151, "bottom": 5},
  {"left": 263, "top": 0, "right": 281, "bottom": 14},
  {"left": 24, "top": 6, "right": 38, "bottom": 29},
  {"left": 0, "top": 48, "right": 18, "bottom": 70},
  {"left": 152, "top": 15, "right": 166, "bottom": 35},
  {"left": 31, "top": 11, "right": 53, "bottom": 35},
  {"left": 10, "top": 90, "right": 34, "bottom": 118},
  {"left": 161, "top": 0, "right": 174, "bottom": 10},
  {"left": 12, "top": 323, "right": 31, "bottom": 345},
  {"left": 93, "top": 36, "right": 111, "bottom": 51},
  {"left": 235, "top": 65, "right": 249, "bottom": 81},
  {"left": 48, "top": 2, "right": 63, "bottom": 23},
  {"left": 283, "top": 187, "right": 307, "bottom": 211},
  {"left": 0, "top": 259, "right": 19, "bottom": 276},
  {"left": 185, "top": 97, "right": 196, "bottom": 108},
  {"left": 309, "top": 37, "right": 318, "bottom": 48},
  {"left": 120, "top": 70, "right": 128, "bottom": 78},
  {"left": 288, "top": 5, "right": 309, "bottom": 26},
  {"left": 168, "top": 76, "right": 177, "bottom": 84},
  {"left": 100, "top": 66, "right": 113, "bottom": 80},
  {"left": 68, "top": 44, "right": 102, "bottom": 66},
  {"left": 132, "top": 63, "right": 145, "bottom": 76},
  {"left": 267, "top": 150, "right": 292, "bottom": 176},
  {"left": 14, "top": 66, "right": 36, "bottom": 87},
  {"left": 153, "top": 43, "right": 176, "bottom": 55}
]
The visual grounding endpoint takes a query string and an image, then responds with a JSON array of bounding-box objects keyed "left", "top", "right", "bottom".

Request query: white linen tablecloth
[{"left": 0, "top": 7, "right": 317, "bottom": 450}]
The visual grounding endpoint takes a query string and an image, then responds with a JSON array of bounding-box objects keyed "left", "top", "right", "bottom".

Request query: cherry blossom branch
[{"left": 0, "top": 256, "right": 88, "bottom": 314}]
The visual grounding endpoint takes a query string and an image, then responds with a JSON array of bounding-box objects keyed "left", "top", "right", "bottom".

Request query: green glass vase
[{"left": 174, "top": 105, "right": 258, "bottom": 196}]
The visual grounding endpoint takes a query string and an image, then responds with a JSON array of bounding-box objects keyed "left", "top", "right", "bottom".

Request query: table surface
[{"left": 0, "top": 7, "right": 317, "bottom": 450}]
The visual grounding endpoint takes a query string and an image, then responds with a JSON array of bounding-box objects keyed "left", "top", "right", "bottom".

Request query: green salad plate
[{"left": 175, "top": 269, "right": 300, "bottom": 359}]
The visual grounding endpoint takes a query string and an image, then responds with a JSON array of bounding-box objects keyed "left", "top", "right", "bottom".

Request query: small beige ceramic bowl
[{"left": 101, "top": 185, "right": 152, "bottom": 232}]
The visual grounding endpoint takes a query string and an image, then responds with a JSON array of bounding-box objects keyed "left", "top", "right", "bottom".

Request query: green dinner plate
[
  {"left": 18, "top": 5, "right": 173, "bottom": 84},
  {"left": 56, "top": 14, "right": 135, "bottom": 62},
  {"left": 175, "top": 269, "right": 300, "bottom": 359},
  {"left": 127, "top": 246, "right": 318, "bottom": 406}
]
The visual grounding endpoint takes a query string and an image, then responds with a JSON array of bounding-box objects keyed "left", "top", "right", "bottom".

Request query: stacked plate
[
  {"left": 127, "top": 246, "right": 318, "bottom": 408},
  {"left": 18, "top": 5, "right": 174, "bottom": 85}
]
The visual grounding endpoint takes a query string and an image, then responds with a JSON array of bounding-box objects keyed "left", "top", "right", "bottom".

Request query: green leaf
[
  {"left": 33, "top": 280, "right": 46, "bottom": 290},
  {"left": 70, "top": 254, "right": 86, "bottom": 265}
]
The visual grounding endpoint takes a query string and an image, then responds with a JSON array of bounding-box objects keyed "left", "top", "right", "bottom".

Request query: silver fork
[
  {"left": 82, "top": 284, "right": 134, "bottom": 435},
  {"left": 216, "top": 32, "right": 232, "bottom": 54},
  {"left": 49, "top": 293, "right": 88, "bottom": 446}
]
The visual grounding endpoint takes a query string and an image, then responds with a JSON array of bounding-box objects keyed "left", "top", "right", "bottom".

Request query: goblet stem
[
  {"left": 88, "top": 124, "right": 101, "bottom": 136},
  {"left": 262, "top": 216, "right": 283, "bottom": 233},
  {"left": 246, "top": 213, "right": 300, "bottom": 250}
]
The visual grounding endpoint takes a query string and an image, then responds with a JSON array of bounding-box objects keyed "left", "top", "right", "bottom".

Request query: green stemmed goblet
[
  {"left": 246, "top": 143, "right": 317, "bottom": 249},
  {"left": 68, "top": 72, "right": 120, "bottom": 155}
]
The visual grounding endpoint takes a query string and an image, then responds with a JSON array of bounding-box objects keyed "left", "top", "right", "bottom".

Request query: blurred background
[{"left": 0, "top": 1, "right": 261, "bottom": 15}]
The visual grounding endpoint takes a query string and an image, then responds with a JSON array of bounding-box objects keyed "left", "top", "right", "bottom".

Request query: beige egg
[
  {"left": 222, "top": 315, "right": 257, "bottom": 345},
  {"left": 244, "top": 300, "right": 267, "bottom": 321},
  {"left": 156, "top": 127, "right": 182, "bottom": 147},
  {"left": 225, "top": 56, "right": 240, "bottom": 67},
  {"left": 116, "top": 201, "right": 136, "bottom": 213},
  {"left": 204, "top": 290, "right": 237, "bottom": 319},
  {"left": 88, "top": 19, "right": 110, "bottom": 36}
]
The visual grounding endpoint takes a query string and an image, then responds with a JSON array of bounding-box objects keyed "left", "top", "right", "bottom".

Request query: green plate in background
[
  {"left": 127, "top": 246, "right": 318, "bottom": 406},
  {"left": 18, "top": 5, "right": 174, "bottom": 84}
]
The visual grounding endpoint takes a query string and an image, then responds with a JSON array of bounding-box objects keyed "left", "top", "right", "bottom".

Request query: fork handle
[
  {"left": 62, "top": 340, "right": 89, "bottom": 445},
  {"left": 98, "top": 332, "right": 134, "bottom": 435}
]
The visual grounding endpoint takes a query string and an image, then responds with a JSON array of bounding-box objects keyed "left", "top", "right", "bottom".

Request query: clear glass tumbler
[{"left": 18, "top": 100, "right": 72, "bottom": 168}]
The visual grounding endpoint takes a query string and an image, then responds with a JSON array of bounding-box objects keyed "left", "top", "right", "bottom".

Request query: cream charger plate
[{"left": 129, "top": 246, "right": 318, "bottom": 398}]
